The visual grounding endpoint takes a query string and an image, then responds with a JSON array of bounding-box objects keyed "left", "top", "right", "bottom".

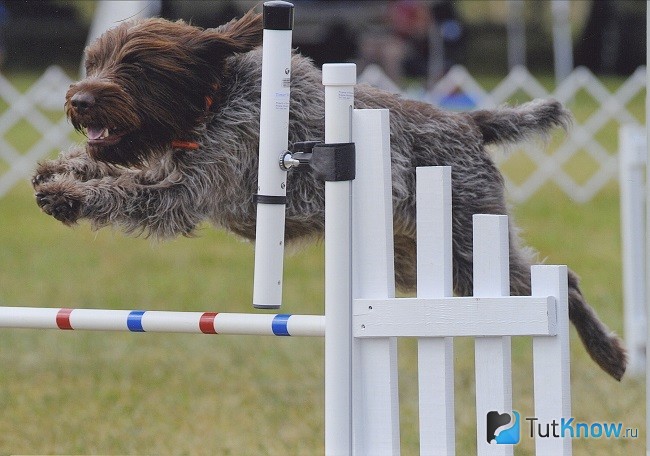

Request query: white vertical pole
[
  {"left": 253, "top": 1, "right": 294, "bottom": 309},
  {"left": 531, "top": 265, "right": 572, "bottom": 455},
  {"left": 506, "top": 0, "right": 526, "bottom": 70},
  {"left": 645, "top": 3, "right": 650, "bottom": 454},
  {"left": 428, "top": 21, "right": 445, "bottom": 84},
  {"left": 473, "top": 215, "right": 513, "bottom": 456},
  {"left": 351, "top": 109, "right": 400, "bottom": 455},
  {"left": 551, "top": 0, "right": 574, "bottom": 83},
  {"left": 82, "top": 0, "right": 161, "bottom": 76},
  {"left": 416, "top": 166, "right": 455, "bottom": 456},
  {"left": 619, "top": 125, "right": 647, "bottom": 376},
  {"left": 323, "top": 63, "right": 356, "bottom": 456}
]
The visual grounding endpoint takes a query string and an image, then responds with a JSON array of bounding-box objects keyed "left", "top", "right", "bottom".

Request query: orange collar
[
  {"left": 171, "top": 140, "right": 200, "bottom": 150},
  {"left": 171, "top": 96, "right": 213, "bottom": 151}
]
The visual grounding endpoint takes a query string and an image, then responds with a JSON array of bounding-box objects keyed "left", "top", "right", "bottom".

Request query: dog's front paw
[
  {"left": 32, "top": 160, "right": 67, "bottom": 188},
  {"left": 35, "top": 181, "right": 85, "bottom": 225}
]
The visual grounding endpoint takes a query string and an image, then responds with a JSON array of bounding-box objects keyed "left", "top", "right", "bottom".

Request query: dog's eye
[
  {"left": 118, "top": 62, "right": 145, "bottom": 78},
  {"left": 84, "top": 58, "right": 96, "bottom": 73},
  {"left": 131, "top": 63, "right": 145, "bottom": 74}
]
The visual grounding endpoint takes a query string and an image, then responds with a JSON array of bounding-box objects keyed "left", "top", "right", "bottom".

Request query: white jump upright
[
  {"left": 253, "top": 1, "right": 294, "bottom": 309},
  {"left": 322, "top": 62, "right": 356, "bottom": 455},
  {"left": 0, "top": 2, "right": 574, "bottom": 454}
]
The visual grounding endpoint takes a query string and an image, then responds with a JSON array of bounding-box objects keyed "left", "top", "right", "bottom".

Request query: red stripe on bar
[
  {"left": 199, "top": 312, "right": 218, "bottom": 334},
  {"left": 56, "top": 308, "right": 74, "bottom": 330}
]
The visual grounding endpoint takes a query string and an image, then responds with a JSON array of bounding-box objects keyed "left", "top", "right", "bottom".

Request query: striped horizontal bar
[
  {"left": 0, "top": 307, "right": 325, "bottom": 337},
  {"left": 353, "top": 296, "right": 557, "bottom": 338}
]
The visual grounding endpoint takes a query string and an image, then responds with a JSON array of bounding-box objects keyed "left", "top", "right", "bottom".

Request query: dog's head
[{"left": 65, "top": 11, "right": 263, "bottom": 166}]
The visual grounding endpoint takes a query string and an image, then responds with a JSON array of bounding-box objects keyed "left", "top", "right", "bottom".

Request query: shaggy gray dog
[{"left": 32, "top": 12, "right": 626, "bottom": 380}]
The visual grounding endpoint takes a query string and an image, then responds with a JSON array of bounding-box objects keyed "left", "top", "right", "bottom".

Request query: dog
[{"left": 32, "top": 11, "right": 626, "bottom": 380}]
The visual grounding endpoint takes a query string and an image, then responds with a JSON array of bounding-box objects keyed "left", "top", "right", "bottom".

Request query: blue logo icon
[{"left": 487, "top": 411, "right": 521, "bottom": 444}]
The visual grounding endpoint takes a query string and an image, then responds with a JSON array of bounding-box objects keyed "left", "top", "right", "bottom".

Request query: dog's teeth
[{"left": 99, "top": 128, "right": 109, "bottom": 139}]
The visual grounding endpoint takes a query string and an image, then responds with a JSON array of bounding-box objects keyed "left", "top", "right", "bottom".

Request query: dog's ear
[
  {"left": 196, "top": 10, "right": 263, "bottom": 62},
  {"left": 214, "top": 9, "right": 264, "bottom": 51}
]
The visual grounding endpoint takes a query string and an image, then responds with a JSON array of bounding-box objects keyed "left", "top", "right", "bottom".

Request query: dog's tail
[
  {"left": 567, "top": 269, "right": 627, "bottom": 381},
  {"left": 468, "top": 99, "right": 572, "bottom": 145},
  {"left": 515, "top": 265, "right": 627, "bottom": 381}
]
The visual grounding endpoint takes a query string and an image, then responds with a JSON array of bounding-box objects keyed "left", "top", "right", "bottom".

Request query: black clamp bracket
[{"left": 280, "top": 140, "right": 355, "bottom": 182}]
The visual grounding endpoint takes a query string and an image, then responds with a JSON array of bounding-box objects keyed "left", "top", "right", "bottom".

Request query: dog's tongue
[{"left": 86, "top": 127, "right": 105, "bottom": 140}]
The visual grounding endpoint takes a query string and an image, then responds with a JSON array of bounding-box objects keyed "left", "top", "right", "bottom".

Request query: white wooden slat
[
  {"left": 352, "top": 109, "right": 396, "bottom": 300},
  {"left": 416, "top": 166, "right": 455, "bottom": 456},
  {"left": 353, "top": 337, "right": 400, "bottom": 454},
  {"left": 351, "top": 108, "right": 400, "bottom": 455},
  {"left": 473, "top": 214, "right": 513, "bottom": 456},
  {"left": 531, "top": 265, "right": 572, "bottom": 455},
  {"left": 416, "top": 166, "right": 453, "bottom": 297}
]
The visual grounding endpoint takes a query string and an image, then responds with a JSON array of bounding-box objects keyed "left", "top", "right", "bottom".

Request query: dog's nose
[{"left": 70, "top": 92, "right": 95, "bottom": 113}]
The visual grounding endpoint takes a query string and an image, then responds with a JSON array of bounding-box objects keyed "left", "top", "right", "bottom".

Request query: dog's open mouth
[{"left": 83, "top": 126, "right": 126, "bottom": 146}]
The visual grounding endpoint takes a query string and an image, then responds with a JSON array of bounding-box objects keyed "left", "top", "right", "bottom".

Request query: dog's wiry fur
[{"left": 33, "top": 12, "right": 627, "bottom": 380}]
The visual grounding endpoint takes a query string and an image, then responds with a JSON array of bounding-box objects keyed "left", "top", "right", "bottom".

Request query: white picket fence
[
  {"left": 619, "top": 124, "right": 647, "bottom": 376},
  {"left": 423, "top": 64, "right": 647, "bottom": 203},
  {"left": 0, "top": 73, "right": 573, "bottom": 454},
  {"left": 0, "top": 65, "right": 645, "bottom": 203},
  {"left": 0, "top": 66, "right": 76, "bottom": 198},
  {"left": 346, "top": 106, "right": 570, "bottom": 455}
]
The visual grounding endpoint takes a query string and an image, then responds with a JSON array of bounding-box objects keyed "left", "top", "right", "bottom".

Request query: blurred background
[
  {"left": 0, "top": 0, "right": 645, "bottom": 76},
  {"left": 0, "top": 1, "right": 646, "bottom": 455}
]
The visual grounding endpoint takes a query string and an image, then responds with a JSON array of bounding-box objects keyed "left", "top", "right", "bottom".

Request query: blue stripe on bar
[
  {"left": 271, "top": 314, "right": 291, "bottom": 336},
  {"left": 127, "top": 310, "right": 146, "bottom": 332}
]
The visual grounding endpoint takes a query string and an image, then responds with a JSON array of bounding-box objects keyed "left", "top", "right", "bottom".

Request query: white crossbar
[
  {"left": 353, "top": 296, "right": 557, "bottom": 338},
  {"left": 0, "top": 307, "right": 325, "bottom": 337}
]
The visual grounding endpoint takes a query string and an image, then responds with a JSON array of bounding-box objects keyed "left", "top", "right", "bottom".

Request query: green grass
[{"left": 0, "top": 73, "right": 645, "bottom": 454}]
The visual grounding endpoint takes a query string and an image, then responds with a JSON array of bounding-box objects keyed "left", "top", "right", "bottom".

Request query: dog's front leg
[
  {"left": 35, "top": 171, "right": 205, "bottom": 237},
  {"left": 32, "top": 145, "right": 120, "bottom": 187}
]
